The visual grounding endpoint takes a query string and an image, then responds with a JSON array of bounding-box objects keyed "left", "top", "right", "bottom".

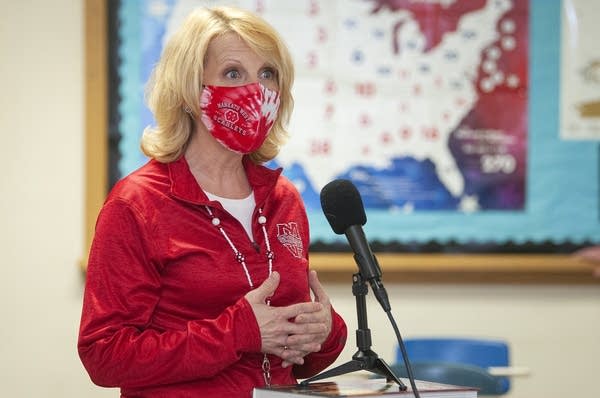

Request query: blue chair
[{"left": 394, "top": 337, "right": 513, "bottom": 395}]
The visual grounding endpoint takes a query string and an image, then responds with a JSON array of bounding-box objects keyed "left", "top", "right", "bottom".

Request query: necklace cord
[{"left": 205, "top": 205, "right": 274, "bottom": 386}]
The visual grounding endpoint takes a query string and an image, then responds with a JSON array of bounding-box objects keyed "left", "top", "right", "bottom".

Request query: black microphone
[{"left": 320, "top": 179, "right": 391, "bottom": 312}]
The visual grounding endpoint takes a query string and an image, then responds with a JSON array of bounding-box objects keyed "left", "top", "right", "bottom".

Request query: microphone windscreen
[{"left": 320, "top": 179, "right": 367, "bottom": 234}]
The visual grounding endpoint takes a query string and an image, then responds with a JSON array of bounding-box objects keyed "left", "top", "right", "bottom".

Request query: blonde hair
[{"left": 141, "top": 6, "right": 295, "bottom": 164}]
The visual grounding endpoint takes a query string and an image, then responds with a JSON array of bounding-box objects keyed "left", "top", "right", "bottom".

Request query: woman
[{"left": 78, "top": 6, "right": 347, "bottom": 397}]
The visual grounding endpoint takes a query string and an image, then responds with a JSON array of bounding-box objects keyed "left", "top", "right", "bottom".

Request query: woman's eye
[
  {"left": 225, "top": 69, "right": 241, "bottom": 79},
  {"left": 260, "top": 68, "right": 277, "bottom": 80}
]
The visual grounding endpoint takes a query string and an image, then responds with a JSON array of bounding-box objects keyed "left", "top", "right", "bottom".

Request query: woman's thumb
[{"left": 248, "top": 271, "right": 280, "bottom": 303}]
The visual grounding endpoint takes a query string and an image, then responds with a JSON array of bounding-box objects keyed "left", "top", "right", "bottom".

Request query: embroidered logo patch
[{"left": 276, "top": 222, "right": 303, "bottom": 258}]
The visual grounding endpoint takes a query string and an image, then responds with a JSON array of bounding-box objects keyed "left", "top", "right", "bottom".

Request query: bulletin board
[{"left": 84, "top": 0, "right": 600, "bottom": 283}]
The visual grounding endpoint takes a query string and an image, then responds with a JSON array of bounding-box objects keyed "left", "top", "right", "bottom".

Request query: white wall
[
  {"left": 0, "top": 1, "right": 115, "bottom": 396},
  {"left": 0, "top": 1, "right": 598, "bottom": 397}
]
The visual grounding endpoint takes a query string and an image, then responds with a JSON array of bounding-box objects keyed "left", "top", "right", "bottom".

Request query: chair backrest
[
  {"left": 389, "top": 361, "right": 503, "bottom": 396},
  {"left": 396, "top": 337, "right": 510, "bottom": 394}
]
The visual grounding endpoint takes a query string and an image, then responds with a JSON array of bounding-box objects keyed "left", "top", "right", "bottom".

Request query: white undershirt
[{"left": 204, "top": 190, "right": 256, "bottom": 240}]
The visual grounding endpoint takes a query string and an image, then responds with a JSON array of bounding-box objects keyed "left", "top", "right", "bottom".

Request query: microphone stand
[{"left": 299, "top": 272, "right": 407, "bottom": 390}]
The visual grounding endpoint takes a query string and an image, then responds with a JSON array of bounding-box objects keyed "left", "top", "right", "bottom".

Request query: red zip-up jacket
[{"left": 78, "top": 156, "right": 347, "bottom": 397}]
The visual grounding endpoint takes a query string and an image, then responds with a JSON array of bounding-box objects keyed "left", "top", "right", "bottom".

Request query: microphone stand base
[{"left": 299, "top": 350, "right": 407, "bottom": 390}]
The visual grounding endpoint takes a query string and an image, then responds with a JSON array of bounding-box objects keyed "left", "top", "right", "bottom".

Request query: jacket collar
[{"left": 167, "top": 155, "right": 282, "bottom": 206}]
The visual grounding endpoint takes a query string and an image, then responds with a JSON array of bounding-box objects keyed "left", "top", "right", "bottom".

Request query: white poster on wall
[{"left": 560, "top": 0, "right": 600, "bottom": 140}]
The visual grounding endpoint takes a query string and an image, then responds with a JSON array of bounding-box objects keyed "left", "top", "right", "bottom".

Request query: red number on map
[
  {"left": 355, "top": 82, "right": 376, "bottom": 97},
  {"left": 309, "top": 0, "right": 319, "bottom": 16},
  {"left": 310, "top": 139, "right": 331, "bottom": 155}
]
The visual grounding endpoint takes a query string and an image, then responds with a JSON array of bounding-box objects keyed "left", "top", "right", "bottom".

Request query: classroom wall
[{"left": 0, "top": 0, "right": 598, "bottom": 397}]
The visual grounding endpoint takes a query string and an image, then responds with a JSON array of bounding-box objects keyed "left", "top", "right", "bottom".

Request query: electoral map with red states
[{"left": 258, "top": 0, "right": 528, "bottom": 212}]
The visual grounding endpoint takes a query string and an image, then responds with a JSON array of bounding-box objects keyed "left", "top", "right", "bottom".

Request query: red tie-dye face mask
[{"left": 200, "top": 82, "right": 280, "bottom": 154}]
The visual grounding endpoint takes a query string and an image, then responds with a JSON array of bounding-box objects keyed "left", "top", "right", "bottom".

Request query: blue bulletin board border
[{"left": 108, "top": 0, "right": 599, "bottom": 253}]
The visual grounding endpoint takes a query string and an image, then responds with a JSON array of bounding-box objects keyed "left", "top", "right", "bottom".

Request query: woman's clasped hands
[{"left": 245, "top": 270, "right": 333, "bottom": 367}]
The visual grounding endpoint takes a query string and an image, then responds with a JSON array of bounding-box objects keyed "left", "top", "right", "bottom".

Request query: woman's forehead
[
  {"left": 208, "top": 33, "right": 252, "bottom": 59},
  {"left": 207, "top": 32, "right": 276, "bottom": 65}
]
